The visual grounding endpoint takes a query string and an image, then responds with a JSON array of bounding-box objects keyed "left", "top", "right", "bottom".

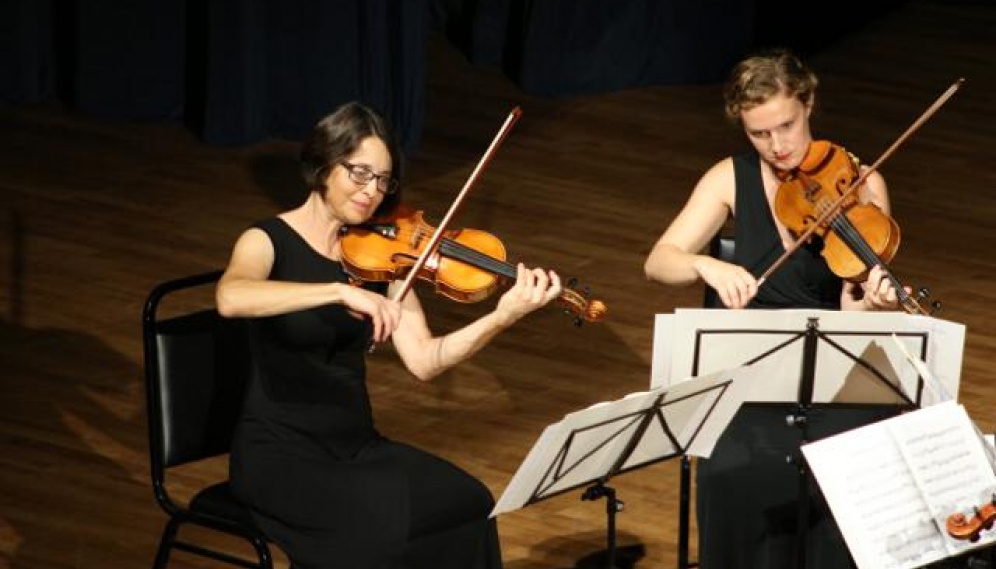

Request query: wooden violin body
[
  {"left": 774, "top": 140, "right": 901, "bottom": 283},
  {"left": 771, "top": 140, "right": 937, "bottom": 315},
  {"left": 759, "top": 80, "right": 962, "bottom": 314},
  {"left": 339, "top": 207, "right": 608, "bottom": 325},
  {"left": 340, "top": 208, "right": 506, "bottom": 303}
]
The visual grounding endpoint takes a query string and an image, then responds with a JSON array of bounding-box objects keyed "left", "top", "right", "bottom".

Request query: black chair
[
  {"left": 143, "top": 270, "right": 274, "bottom": 569},
  {"left": 677, "top": 235, "right": 734, "bottom": 569},
  {"left": 700, "top": 235, "right": 736, "bottom": 311}
]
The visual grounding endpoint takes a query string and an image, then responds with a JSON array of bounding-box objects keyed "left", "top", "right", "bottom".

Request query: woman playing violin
[
  {"left": 644, "top": 48, "right": 902, "bottom": 311},
  {"left": 643, "top": 50, "right": 908, "bottom": 569},
  {"left": 216, "top": 101, "right": 561, "bottom": 569}
]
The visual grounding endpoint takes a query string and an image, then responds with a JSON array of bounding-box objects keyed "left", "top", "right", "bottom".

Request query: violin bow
[
  {"left": 390, "top": 107, "right": 523, "bottom": 303},
  {"left": 757, "top": 78, "right": 965, "bottom": 286}
]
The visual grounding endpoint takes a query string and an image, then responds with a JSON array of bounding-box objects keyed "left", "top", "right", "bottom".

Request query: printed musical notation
[{"left": 802, "top": 401, "right": 996, "bottom": 569}]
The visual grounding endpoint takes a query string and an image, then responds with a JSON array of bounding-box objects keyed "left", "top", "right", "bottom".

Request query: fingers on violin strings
[
  {"left": 546, "top": 270, "right": 562, "bottom": 299},
  {"left": 515, "top": 262, "right": 530, "bottom": 288},
  {"left": 529, "top": 267, "right": 550, "bottom": 302},
  {"left": 870, "top": 268, "right": 891, "bottom": 300},
  {"left": 883, "top": 281, "right": 899, "bottom": 304}
]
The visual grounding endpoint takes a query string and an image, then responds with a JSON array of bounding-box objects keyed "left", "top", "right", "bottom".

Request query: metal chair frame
[{"left": 143, "top": 270, "right": 274, "bottom": 569}]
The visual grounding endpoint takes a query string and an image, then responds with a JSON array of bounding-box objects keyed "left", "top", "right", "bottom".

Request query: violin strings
[
  {"left": 823, "top": 207, "right": 922, "bottom": 314},
  {"left": 368, "top": 224, "right": 514, "bottom": 277},
  {"left": 438, "top": 239, "right": 516, "bottom": 278},
  {"left": 374, "top": 223, "right": 577, "bottom": 306}
]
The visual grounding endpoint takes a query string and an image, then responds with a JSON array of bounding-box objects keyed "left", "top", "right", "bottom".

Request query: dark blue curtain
[
  {"left": 2, "top": 0, "right": 906, "bottom": 149},
  {"left": 432, "top": 0, "right": 754, "bottom": 95},
  {"left": 431, "top": 0, "right": 908, "bottom": 97},
  {"left": 1, "top": 0, "right": 430, "bottom": 151}
]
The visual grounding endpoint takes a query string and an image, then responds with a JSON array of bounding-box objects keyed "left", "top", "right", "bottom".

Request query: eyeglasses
[{"left": 338, "top": 161, "right": 399, "bottom": 195}]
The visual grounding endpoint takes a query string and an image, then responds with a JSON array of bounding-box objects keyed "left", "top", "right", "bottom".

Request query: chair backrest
[
  {"left": 702, "top": 235, "right": 736, "bottom": 308},
  {"left": 143, "top": 272, "right": 252, "bottom": 479}
]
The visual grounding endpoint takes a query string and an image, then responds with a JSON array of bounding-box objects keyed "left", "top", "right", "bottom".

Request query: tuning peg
[{"left": 913, "top": 287, "right": 942, "bottom": 315}]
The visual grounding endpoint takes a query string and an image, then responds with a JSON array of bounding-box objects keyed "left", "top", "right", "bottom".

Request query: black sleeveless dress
[
  {"left": 694, "top": 152, "right": 899, "bottom": 569},
  {"left": 229, "top": 217, "right": 502, "bottom": 569}
]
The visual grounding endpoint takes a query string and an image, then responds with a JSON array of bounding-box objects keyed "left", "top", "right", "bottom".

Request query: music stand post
[
  {"left": 791, "top": 317, "right": 920, "bottom": 567},
  {"left": 579, "top": 468, "right": 623, "bottom": 568},
  {"left": 581, "top": 391, "right": 667, "bottom": 569},
  {"left": 555, "top": 391, "right": 668, "bottom": 569}
]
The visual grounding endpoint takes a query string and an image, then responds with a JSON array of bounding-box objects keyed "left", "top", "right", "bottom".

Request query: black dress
[
  {"left": 229, "top": 217, "right": 502, "bottom": 569},
  {"left": 694, "top": 152, "right": 900, "bottom": 569}
]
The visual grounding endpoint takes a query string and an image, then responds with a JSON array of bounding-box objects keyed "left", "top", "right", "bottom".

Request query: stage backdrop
[{"left": 2, "top": 0, "right": 905, "bottom": 151}]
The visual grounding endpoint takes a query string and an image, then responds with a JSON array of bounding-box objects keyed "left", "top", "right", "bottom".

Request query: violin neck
[{"left": 438, "top": 238, "right": 518, "bottom": 280}]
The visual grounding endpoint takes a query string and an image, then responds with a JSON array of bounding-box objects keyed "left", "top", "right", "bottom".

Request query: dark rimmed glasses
[{"left": 339, "top": 161, "right": 399, "bottom": 195}]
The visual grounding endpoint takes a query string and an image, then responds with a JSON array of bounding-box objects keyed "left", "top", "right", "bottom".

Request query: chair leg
[
  {"left": 248, "top": 534, "right": 274, "bottom": 569},
  {"left": 153, "top": 517, "right": 181, "bottom": 569}
]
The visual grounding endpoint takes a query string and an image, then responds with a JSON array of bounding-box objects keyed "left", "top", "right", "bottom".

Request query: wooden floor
[{"left": 1, "top": 2, "right": 994, "bottom": 568}]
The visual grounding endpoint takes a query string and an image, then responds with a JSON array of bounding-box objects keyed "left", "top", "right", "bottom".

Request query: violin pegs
[
  {"left": 913, "top": 286, "right": 943, "bottom": 315},
  {"left": 566, "top": 277, "right": 579, "bottom": 289}
]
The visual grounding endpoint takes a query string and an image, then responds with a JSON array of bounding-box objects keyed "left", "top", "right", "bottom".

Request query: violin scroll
[
  {"left": 560, "top": 278, "right": 608, "bottom": 326},
  {"left": 946, "top": 495, "right": 996, "bottom": 542}
]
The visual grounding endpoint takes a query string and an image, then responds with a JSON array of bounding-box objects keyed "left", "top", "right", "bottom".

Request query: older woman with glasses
[{"left": 216, "top": 101, "right": 561, "bottom": 569}]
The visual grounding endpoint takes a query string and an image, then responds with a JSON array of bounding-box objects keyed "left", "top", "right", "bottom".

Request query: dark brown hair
[{"left": 300, "top": 101, "right": 403, "bottom": 218}]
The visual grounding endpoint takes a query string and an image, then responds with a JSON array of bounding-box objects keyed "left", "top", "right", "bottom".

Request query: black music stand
[
  {"left": 652, "top": 308, "right": 965, "bottom": 569},
  {"left": 492, "top": 365, "right": 767, "bottom": 569}
]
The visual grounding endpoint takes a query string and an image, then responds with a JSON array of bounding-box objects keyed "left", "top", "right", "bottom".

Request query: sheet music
[
  {"left": 891, "top": 334, "right": 996, "bottom": 471},
  {"left": 491, "top": 365, "right": 766, "bottom": 517},
  {"left": 802, "top": 402, "right": 996, "bottom": 569},
  {"left": 650, "top": 308, "right": 965, "bottom": 406}
]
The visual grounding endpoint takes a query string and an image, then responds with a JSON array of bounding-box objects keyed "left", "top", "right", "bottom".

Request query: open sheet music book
[{"left": 801, "top": 401, "right": 996, "bottom": 569}]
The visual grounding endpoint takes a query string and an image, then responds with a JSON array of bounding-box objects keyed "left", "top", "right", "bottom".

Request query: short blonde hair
[{"left": 723, "top": 49, "right": 818, "bottom": 122}]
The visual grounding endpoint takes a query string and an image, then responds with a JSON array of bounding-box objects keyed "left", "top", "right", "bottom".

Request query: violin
[
  {"left": 769, "top": 139, "right": 937, "bottom": 315},
  {"left": 757, "top": 79, "right": 965, "bottom": 315},
  {"left": 338, "top": 206, "right": 608, "bottom": 326},
  {"left": 946, "top": 495, "right": 996, "bottom": 542},
  {"left": 775, "top": 140, "right": 898, "bottom": 282}
]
